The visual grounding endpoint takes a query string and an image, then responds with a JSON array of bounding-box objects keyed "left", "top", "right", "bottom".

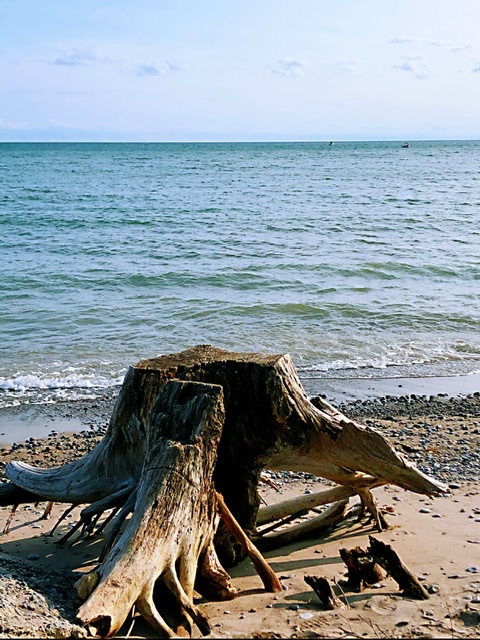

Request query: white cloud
[
  {"left": 53, "top": 48, "right": 113, "bottom": 67},
  {"left": 334, "top": 58, "right": 358, "bottom": 75},
  {"left": 394, "top": 56, "right": 429, "bottom": 79},
  {"left": 52, "top": 47, "right": 184, "bottom": 79},
  {"left": 129, "top": 59, "right": 184, "bottom": 77},
  {"left": 388, "top": 37, "right": 418, "bottom": 45},
  {"left": 133, "top": 64, "right": 160, "bottom": 77},
  {"left": 271, "top": 57, "right": 306, "bottom": 78},
  {"left": 450, "top": 45, "right": 473, "bottom": 55}
]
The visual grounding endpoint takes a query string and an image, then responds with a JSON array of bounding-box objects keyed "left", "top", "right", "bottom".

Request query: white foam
[{"left": 0, "top": 372, "right": 124, "bottom": 393}]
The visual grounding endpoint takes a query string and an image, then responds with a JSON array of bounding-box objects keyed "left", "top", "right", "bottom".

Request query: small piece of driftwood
[
  {"left": 339, "top": 545, "right": 385, "bottom": 591},
  {"left": 368, "top": 535, "right": 430, "bottom": 600},
  {"left": 304, "top": 575, "right": 344, "bottom": 609}
]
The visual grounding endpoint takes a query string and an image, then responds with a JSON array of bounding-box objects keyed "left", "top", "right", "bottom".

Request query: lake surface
[{"left": 1, "top": 140, "right": 479, "bottom": 407}]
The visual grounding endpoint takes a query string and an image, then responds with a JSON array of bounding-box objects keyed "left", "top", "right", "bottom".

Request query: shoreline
[
  {"left": 1, "top": 371, "right": 480, "bottom": 447},
  {"left": 301, "top": 370, "right": 480, "bottom": 403}
]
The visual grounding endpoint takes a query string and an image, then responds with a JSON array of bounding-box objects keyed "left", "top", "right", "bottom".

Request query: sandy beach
[{"left": 0, "top": 384, "right": 479, "bottom": 639}]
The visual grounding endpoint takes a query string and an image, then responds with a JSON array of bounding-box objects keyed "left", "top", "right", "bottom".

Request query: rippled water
[{"left": 1, "top": 140, "right": 479, "bottom": 406}]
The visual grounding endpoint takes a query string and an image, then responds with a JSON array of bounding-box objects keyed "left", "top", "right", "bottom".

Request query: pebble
[
  {"left": 288, "top": 604, "right": 300, "bottom": 611},
  {"left": 466, "top": 566, "right": 479, "bottom": 573},
  {"left": 427, "top": 584, "right": 440, "bottom": 594},
  {"left": 27, "top": 553, "right": 40, "bottom": 561},
  {"left": 299, "top": 612, "right": 314, "bottom": 620},
  {"left": 419, "top": 508, "right": 431, "bottom": 513}
]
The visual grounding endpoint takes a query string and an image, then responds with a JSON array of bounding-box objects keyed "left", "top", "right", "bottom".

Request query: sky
[{"left": 1, "top": 0, "right": 480, "bottom": 142}]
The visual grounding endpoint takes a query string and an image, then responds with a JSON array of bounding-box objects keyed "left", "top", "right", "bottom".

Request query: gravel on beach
[
  {"left": 336, "top": 391, "right": 480, "bottom": 484},
  {"left": 1, "top": 387, "right": 479, "bottom": 485}
]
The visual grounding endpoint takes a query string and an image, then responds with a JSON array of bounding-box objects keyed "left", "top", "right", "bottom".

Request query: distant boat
[
  {"left": 329, "top": 141, "right": 335, "bottom": 146},
  {"left": 401, "top": 142, "right": 410, "bottom": 148}
]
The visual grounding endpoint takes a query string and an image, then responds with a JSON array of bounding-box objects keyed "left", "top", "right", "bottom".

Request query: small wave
[
  {"left": 0, "top": 372, "right": 124, "bottom": 393},
  {"left": 298, "top": 349, "right": 480, "bottom": 380},
  {"left": 0, "top": 372, "right": 124, "bottom": 410}
]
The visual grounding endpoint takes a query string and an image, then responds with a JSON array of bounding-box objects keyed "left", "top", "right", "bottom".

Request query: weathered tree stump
[{"left": 1, "top": 345, "right": 446, "bottom": 637}]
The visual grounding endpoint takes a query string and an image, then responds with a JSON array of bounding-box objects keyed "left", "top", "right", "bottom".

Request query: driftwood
[
  {"left": 306, "top": 536, "right": 428, "bottom": 608},
  {"left": 215, "top": 491, "right": 282, "bottom": 593},
  {"left": 0, "top": 345, "right": 446, "bottom": 637},
  {"left": 304, "top": 575, "right": 345, "bottom": 609},
  {"left": 339, "top": 545, "right": 385, "bottom": 591},
  {"left": 76, "top": 380, "right": 229, "bottom": 638},
  {"left": 368, "top": 535, "right": 430, "bottom": 599},
  {"left": 255, "top": 499, "right": 357, "bottom": 551}
]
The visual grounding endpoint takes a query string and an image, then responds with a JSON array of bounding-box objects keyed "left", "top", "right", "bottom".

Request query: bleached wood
[
  {"left": 257, "top": 479, "right": 378, "bottom": 526},
  {"left": 1, "top": 345, "right": 449, "bottom": 637},
  {"left": 76, "top": 380, "right": 227, "bottom": 638}
]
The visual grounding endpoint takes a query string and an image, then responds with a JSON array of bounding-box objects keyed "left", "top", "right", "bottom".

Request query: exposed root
[
  {"left": 164, "top": 566, "right": 211, "bottom": 636},
  {"left": 257, "top": 480, "right": 379, "bottom": 527},
  {"left": 136, "top": 592, "right": 175, "bottom": 638},
  {"left": 357, "top": 488, "right": 389, "bottom": 531},
  {"left": 2, "top": 504, "right": 18, "bottom": 534},
  {"left": 196, "top": 542, "right": 237, "bottom": 601},
  {"left": 255, "top": 499, "right": 356, "bottom": 551},
  {"left": 215, "top": 490, "right": 282, "bottom": 593},
  {"left": 40, "top": 500, "right": 54, "bottom": 519},
  {"left": 98, "top": 490, "right": 137, "bottom": 562},
  {"left": 49, "top": 504, "right": 76, "bottom": 537},
  {"left": 339, "top": 546, "right": 385, "bottom": 591},
  {"left": 304, "top": 575, "right": 345, "bottom": 609}
]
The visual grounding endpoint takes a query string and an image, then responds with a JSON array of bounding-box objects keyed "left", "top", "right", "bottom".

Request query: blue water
[{"left": 1, "top": 140, "right": 479, "bottom": 407}]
